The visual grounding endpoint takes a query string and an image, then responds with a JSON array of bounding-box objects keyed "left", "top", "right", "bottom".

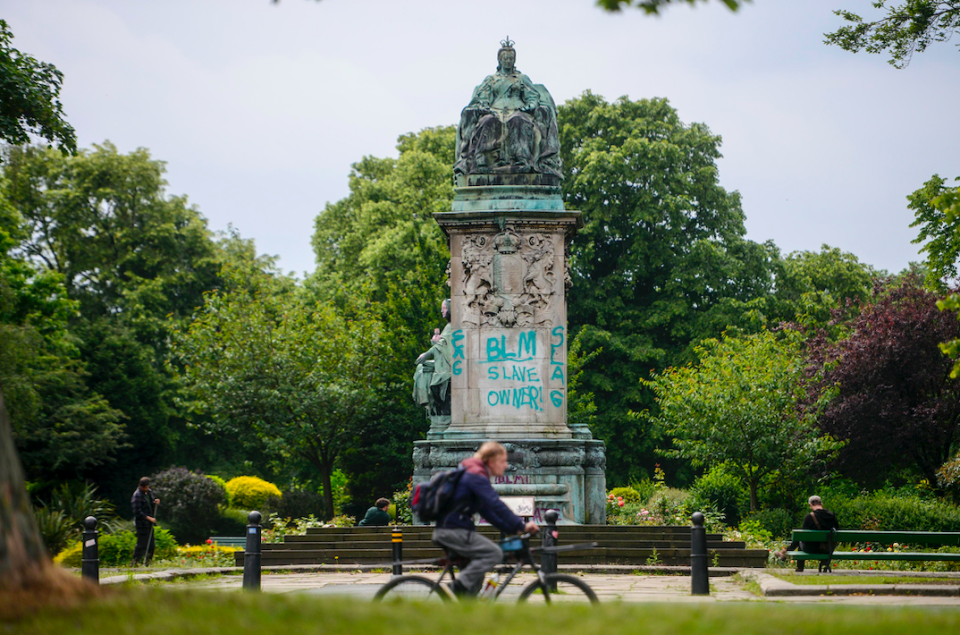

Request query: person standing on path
[
  {"left": 432, "top": 441, "right": 539, "bottom": 597},
  {"left": 131, "top": 476, "right": 160, "bottom": 565},
  {"left": 358, "top": 498, "right": 392, "bottom": 526}
]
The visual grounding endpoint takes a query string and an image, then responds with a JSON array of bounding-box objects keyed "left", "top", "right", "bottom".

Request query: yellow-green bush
[
  {"left": 226, "top": 476, "right": 282, "bottom": 510},
  {"left": 54, "top": 529, "right": 177, "bottom": 566},
  {"left": 608, "top": 486, "right": 642, "bottom": 504}
]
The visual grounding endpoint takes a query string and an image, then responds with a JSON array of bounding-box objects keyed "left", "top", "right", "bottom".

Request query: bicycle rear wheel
[
  {"left": 518, "top": 573, "right": 599, "bottom": 604},
  {"left": 374, "top": 575, "right": 450, "bottom": 602}
]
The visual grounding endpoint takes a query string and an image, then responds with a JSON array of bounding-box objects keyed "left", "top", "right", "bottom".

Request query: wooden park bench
[
  {"left": 787, "top": 529, "right": 960, "bottom": 572},
  {"left": 208, "top": 536, "right": 246, "bottom": 548}
]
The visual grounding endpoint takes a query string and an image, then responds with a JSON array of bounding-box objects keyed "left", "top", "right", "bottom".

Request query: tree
[
  {"left": 825, "top": 1, "right": 960, "bottom": 68},
  {"left": 643, "top": 330, "right": 840, "bottom": 511},
  {"left": 310, "top": 127, "right": 454, "bottom": 510},
  {"left": 171, "top": 270, "right": 388, "bottom": 519},
  {"left": 0, "top": 190, "right": 125, "bottom": 480},
  {"left": 809, "top": 275, "right": 960, "bottom": 488},
  {"left": 768, "top": 245, "right": 877, "bottom": 331},
  {"left": 560, "top": 91, "right": 779, "bottom": 485},
  {"left": 1, "top": 142, "right": 227, "bottom": 502},
  {"left": 0, "top": 20, "right": 75, "bottom": 153},
  {"left": 0, "top": 21, "right": 89, "bottom": 597},
  {"left": 910, "top": 174, "right": 960, "bottom": 291},
  {"left": 589, "top": 0, "right": 748, "bottom": 13}
]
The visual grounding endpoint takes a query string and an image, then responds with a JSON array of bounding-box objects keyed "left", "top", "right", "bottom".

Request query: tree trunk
[
  {"left": 748, "top": 479, "right": 758, "bottom": 512},
  {"left": 0, "top": 389, "right": 49, "bottom": 589},
  {"left": 320, "top": 461, "right": 335, "bottom": 522},
  {"left": 0, "top": 390, "right": 100, "bottom": 618}
]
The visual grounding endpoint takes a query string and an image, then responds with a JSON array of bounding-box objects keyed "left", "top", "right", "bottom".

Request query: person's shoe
[{"left": 446, "top": 580, "right": 472, "bottom": 599}]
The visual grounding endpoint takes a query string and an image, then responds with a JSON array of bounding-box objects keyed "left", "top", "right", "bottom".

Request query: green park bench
[
  {"left": 208, "top": 536, "right": 247, "bottom": 549},
  {"left": 787, "top": 529, "right": 960, "bottom": 572}
]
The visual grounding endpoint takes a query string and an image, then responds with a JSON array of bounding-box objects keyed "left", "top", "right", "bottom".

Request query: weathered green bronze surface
[
  {"left": 413, "top": 39, "right": 605, "bottom": 525},
  {"left": 454, "top": 37, "right": 561, "bottom": 188}
]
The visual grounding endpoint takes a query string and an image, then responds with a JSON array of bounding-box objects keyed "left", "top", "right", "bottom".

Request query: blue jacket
[{"left": 437, "top": 457, "right": 524, "bottom": 534}]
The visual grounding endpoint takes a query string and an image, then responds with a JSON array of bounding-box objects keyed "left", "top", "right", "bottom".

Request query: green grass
[
  {"left": 10, "top": 588, "right": 960, "bottom": 635},
  {"left": 774, "top": 574, "right": 960, "bottom": 586}
]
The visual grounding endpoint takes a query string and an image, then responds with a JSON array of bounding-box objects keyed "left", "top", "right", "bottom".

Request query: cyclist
[{"left": 433, "top": 441, "right": 539, "bottom": 597}]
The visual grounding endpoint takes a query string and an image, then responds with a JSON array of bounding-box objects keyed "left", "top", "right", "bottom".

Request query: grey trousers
[{"left": 432, "top": 528, "right": 502, "bottom": 595}]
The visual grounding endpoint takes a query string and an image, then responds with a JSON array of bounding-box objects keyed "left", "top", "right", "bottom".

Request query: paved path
[{"left": 156, "top": 570, "right": 960, "bottom": 605}]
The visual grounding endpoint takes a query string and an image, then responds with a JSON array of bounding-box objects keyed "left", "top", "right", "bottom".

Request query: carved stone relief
[{"left": 461, "top": 228, "right": 558, "bottom": 327}]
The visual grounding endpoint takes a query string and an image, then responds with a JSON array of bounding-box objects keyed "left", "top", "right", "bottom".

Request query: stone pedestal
[{"left": 412, "top": 184, "right": 606, "bottom": 524}]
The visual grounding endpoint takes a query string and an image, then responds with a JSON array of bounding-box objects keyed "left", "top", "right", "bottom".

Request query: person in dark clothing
[
  {"left": 358, "top": 498, "right": 392, "bottom": 526},
  {"left": 776, "top": 495, "right": 839, "bottom": 571},
  {"left": 432, "top": 441, "right": 539, "bottom": 597},
  {"left": 131, "top": 476, "right": 160, "bottom": 565}
]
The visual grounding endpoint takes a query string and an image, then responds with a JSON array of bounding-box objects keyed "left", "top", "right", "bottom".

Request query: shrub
[
  {"left": 34, "top": 506, "right": 74, "bottom": 556},
  {"left": 631, "top": 479, "right": 657, "bottom": 504},
  {"left": 225, "top": 476, "right": 282, "bottom": 510},
  {"left": 34, "top": 482, "right": 121, "bottom": 554},
  {"left": 690, "top": 466, "right": 749, "bottom": 526},
  {"left": 608, "top": 487, "right": 642, "bottom": 504},
  {"left": 206, "top": 475, "right": 231, "bottom": 507},
  {"left": 150, "top": 467, "right": 225, "bottom": 544},
  {"left": 265, "top": 489, "right": 324, "bottom": 520},
  {"left": 825, "top": 491, "right": 960, "bottom": 532},
  {"left": 213, "top": 508, "right": 249, "bottom": 536},
  {"left": 329, "top": 514, "right": 356, "bottom": 527},
  {"left": 743, "top": 508, "right": 796, "bottom": 539},
  {"left": 48, "top": 482, "right": 120, "bottom": 533},
  {"left": 391, "top": 479, "right": 413, "bottom": 525},
  {"left": 55, "top": 528, "right": 177, "bottom": 567}
]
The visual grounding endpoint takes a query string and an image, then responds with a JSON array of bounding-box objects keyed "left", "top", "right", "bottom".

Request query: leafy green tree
[
  {"left": 643, "top": 330, "right": 841, "bottom": 511},
  {"left": 595, "top": 0, "right": 746, "bottom": 13},
  {"left": 171, "top": 270, "right": 388, "bottom": 519},
  {"left": 0, "top": 188, "right": 125, "bottom": 481},
  {"left": 310, "top": 127, "right": 455, "bottom": 510},
  {"left": 910, "top": 174, "right": 960, "bottom": 291},
  {"left": 0, "top": 20, "right": 75, "bottom": 153},
  {"left": 825, "top": 1, "right": 960, "bottom": 68},
  {"left": 0, "top": 19, "right": 81, "bottom": 592},
  {"left": 770, "top": 245, "right": 877, "bottom": 330},
  {"left": 1, "top": 142, "right": 228, "bottom": 501},
  {"left": 560, "top": 91, "right": 778, "bottom": 485}
]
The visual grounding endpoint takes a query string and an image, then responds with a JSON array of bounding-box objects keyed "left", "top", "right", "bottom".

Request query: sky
[{"left": 5, "top": 0, "right": 960, "bottom": 277}]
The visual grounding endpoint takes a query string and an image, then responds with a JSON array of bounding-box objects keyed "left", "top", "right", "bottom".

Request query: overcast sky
[{"left": 6, "top": 0, "right": 960, "bottom": 277}]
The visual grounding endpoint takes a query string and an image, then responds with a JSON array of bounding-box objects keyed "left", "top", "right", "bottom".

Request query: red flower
[
  {"left": 206, "top": 539, "right": 213, "bottom": 545},
  {"left": 618, "top": 500, "right": 624, "bottom": 507}
]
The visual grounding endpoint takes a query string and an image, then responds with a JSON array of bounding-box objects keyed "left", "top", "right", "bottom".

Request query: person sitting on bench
[{"left": 776, "top": 495, "right": 839, "bottom": 570}]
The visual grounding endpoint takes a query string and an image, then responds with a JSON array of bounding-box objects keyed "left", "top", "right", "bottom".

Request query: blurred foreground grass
[{"left": 7, "top": 588, "right": 960, "bottom": 634}]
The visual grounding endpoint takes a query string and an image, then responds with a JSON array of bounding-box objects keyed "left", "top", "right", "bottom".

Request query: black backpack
[{"left": 412, "top": 468, "right": 466, "bottom": 522}]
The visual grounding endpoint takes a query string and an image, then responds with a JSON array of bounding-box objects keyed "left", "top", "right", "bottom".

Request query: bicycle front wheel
[
  {"left": 518, "top": 573, "right": 599, "bottom": 604},
  {"left": 373, "top": 575, "right": 450, "bottom": 603}
]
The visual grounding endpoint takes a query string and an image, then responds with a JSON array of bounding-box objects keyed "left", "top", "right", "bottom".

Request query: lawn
[
  {"left": 7, "top": 588, "right": 960, "bottom": 635},
  {"left": 774, "top": 574, "right": 960, "bottom": 586}
]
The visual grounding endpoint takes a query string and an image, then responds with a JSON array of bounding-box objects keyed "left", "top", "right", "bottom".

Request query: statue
[
  {"left": 413, "top": 299, "right": 453, "bottom": 416},
  {"left": 454, "top": 38, "right": 562, "bottom": 185}
]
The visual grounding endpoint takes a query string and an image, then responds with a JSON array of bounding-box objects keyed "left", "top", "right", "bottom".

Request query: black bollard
[
  {"left": 392, "top": 526, "right": 403, "bottom": 577},
  {"left": 81, "top": 516, "right": 99, "bottom": 584},
  {"left": 690, "top": 511, "right": 709, "bottom": 595},
  {"left": 541, "top": 510, "right": 559, "bottom": 591},
  {"left": 243, "top": 511, "right": 262, "bottom": 591}
]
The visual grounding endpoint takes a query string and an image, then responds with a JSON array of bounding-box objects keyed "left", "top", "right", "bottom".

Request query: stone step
[
  {"left": 270, "top": 539, "right": 741, "bottom": 550},
  {"left": 303, "top": 525, "right": 706, "bottom": 535},
  {"left": 283, "top": 529, "right": 723, "bottom": 543},
  {"left": 235, "top": 547, "right": 768, "bottom": 568}
]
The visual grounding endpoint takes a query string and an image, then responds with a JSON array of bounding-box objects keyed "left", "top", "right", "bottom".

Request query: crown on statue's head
[{"left": 500, "top": 36, "right": 515, "bottom": 50}]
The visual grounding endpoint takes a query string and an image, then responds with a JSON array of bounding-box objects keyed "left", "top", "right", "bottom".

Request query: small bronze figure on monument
[{"left": 413, "top": 299, "right": 453, "bottom": 416}]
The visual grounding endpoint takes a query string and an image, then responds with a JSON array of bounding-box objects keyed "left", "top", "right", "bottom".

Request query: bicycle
[{"left": 373, "top": 533, "right": 599, "bottom": 604}]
